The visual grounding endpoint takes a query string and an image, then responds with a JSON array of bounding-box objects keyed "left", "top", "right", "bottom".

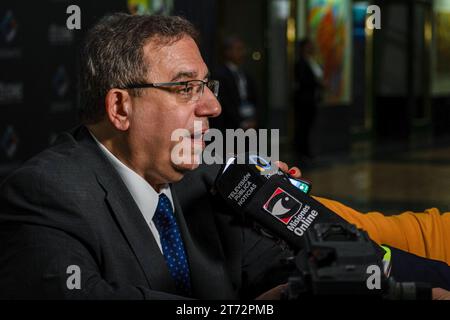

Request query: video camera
[{"left": 283, "top": 222, "right": 431, "bottom": 300}]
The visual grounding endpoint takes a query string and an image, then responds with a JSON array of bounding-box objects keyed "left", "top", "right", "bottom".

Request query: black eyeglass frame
[{"left": 122, "top": 79, "right": 220, "bottom": 99}]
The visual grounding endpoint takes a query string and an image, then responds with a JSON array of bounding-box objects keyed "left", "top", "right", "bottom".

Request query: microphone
[{"left": 214, "top": 154, "right": 351, "bottom": 251}]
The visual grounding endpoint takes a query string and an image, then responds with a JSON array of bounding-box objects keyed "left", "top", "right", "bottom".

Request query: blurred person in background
[
  {"left": 293, "top": 38, "right": 324, "bottom": 160},
  {"left": 211, "top": 36, "right": 259, "bottom": 131}
]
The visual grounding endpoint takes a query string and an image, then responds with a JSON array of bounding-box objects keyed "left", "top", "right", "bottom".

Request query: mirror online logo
[{"left": 263, "top": 187, "right": 302, "bottom": 224}]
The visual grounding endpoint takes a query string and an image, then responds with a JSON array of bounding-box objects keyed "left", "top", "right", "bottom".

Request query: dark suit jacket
[
  {"left": 0, "top": 126, "right": 292, "bottom": 299},
  {"left": 210, "top": 64, "right": 258, "bottom": 131},
  {"left": 294, "top": 56, "right": 321, "bottom": 100}
]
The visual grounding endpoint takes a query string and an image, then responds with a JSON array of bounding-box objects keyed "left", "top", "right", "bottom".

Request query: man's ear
[{"left": 104, "top": 89, "right": 132, "bottom": 131}]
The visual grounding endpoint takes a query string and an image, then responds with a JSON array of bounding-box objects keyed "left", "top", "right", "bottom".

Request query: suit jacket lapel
[
  {"left": 74, "top": 126, "right": 177, "bottom": 294},
  {"left": 171, "top": 180, "right": 238, "bottom": 299}
]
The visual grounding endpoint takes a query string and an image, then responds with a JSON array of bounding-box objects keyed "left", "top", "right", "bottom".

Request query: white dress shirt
[
  {"left": 226, "top": 62, "right": 255, "bottom": 119},
  {"left": 226, "top": 62, "right": 248, "bottom": 101},
  {"left": 90, "top": 131, "right": 174, "bottom": 253}
]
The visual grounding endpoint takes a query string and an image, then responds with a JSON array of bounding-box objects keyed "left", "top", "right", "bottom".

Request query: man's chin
[
  {"left": 170, "top": 143, "right": 204, "bottom": 174},
  {"left": 172, "top": 159, "right": 201, "bottom": 173},
  {"left": 171, "top": 154, "right": 202, "bottom": 175}
]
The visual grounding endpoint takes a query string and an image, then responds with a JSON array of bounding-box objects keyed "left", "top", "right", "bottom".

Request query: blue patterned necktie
[{"left": 152, "top": 193, "right": 192, "bottom": 296}]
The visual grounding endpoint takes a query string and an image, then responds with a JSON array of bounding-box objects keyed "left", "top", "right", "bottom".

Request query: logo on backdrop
[
  {"left": 0, "top": 82, "right": 23, "bottom": 105},
  {"left": 0, "top": 10, "right": 18, "bottom": 44},
  {"left": 0, "top": 10, "right": 21, "bottom": 59},
  {"left": 50, "top": 65, "right": 72, "bottom": 113},
  {"left": 1, "top": 125, "right": 19, "bottom": 159},
  {"left": 53, "top": 65, "right": 69, "bottom": 98},
  {"left": 263, "top": 187, "right": 302, "bottom": 224}
]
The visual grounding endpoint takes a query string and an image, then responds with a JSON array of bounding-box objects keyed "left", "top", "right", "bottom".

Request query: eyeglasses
[{"left": 123, "top": 79, "right": 220, "bottom": 103}]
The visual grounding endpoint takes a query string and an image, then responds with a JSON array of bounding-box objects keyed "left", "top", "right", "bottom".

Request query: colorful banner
[
  {"left": 307, "top": 0, "right": 352, "bottom": 105},
  {"left": 127, "top": 0, "right": 173, "bottom": 15}
]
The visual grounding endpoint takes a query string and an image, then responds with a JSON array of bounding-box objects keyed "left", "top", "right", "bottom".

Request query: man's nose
[{"left": 195, "top": 88, "right": 222, "bottom": 118}]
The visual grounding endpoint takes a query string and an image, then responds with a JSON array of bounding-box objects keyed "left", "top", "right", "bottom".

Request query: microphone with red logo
[{"left": 214, "top": 153, "right": 351, "bottom": 251}]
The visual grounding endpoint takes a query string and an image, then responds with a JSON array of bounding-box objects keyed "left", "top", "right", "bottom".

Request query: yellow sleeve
[{"left": 314, "top": 196, "right": 450, "bottom": 266}]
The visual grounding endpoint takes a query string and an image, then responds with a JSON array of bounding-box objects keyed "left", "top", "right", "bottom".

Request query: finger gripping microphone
[{"left": 214, "top": 154, "right": 351, "bottom": 251}]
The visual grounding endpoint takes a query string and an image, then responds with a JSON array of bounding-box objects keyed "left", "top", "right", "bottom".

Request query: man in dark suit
[
  {"left": 211, "top": 36, "right": 258, "bottom": 131},
  {"left": 1, "top": 13, "right": 449, "bottom": 300},
  {"left": 0, "top": 13, "right": 292, "bottom": 300}
]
